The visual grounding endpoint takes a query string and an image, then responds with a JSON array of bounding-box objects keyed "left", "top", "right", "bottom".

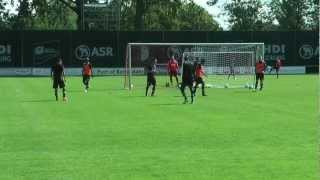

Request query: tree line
[{"left": 0, "top": 0, "right": 318, "bottom": 31}]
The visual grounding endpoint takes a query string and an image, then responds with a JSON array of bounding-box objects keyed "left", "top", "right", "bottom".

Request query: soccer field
[{"left": 0, "top": 75, "right": 318, "bottom": 180}]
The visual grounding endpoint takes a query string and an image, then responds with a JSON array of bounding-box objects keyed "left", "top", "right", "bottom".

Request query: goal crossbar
[{"left": 183, "top": 51, "right": 255, "bottom": 54}]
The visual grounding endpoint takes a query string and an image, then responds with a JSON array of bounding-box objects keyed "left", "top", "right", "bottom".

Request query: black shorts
[
  {"left": 169, "top": 71, "right": 178, "bottom": 76},
  {"left": 53, "top": 78, "right": 65, "bottom": 89},
  {"left": 181, "top": 78, "right": 194, "bottom": 87},
  {"left": 83, "top": 75, "right": 90, "bottom": 82},
  {"left": 147, "top": 74, "right": 156, "bottom": 86},
  {"left": 195, "top": 77, "right": 204, "bottom": 84},
  {"left": 275, "top": 67, "right": 280, "bottom": 72},
  {"left": 256, "top": 73, "right": 264, "bottom": 81}
]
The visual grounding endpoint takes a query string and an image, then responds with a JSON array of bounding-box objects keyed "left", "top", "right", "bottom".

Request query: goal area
[{"left": 124, "top": 43, "right": 264, "bottom": 90}]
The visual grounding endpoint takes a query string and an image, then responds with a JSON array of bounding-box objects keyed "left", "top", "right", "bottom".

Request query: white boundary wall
[{"left": 0, "top": 66, "right": 306, "bottom": 76}]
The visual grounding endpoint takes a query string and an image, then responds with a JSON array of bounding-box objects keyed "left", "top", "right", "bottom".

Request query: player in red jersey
[
  {"left": 193, "top": 62, "right": 207, "bottom": 96},
  {"left": 255, "top": 58, "right": 266, "bottom": 91},
  {"left": 82, "top": 58, "right": 93, "bottom": 93},
  {"left": 274, "top": 58, "right": 282, "bottom": 79},
  {"left": 167, "top": 55, "right": 179, "bottom": 86}
]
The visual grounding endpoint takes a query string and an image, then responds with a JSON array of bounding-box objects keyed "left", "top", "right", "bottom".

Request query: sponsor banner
[
  {"left": 297, "top": 44, "right": 319, "bottom": 66},
  {"left": 32, "top": 68, "right": 145, "bottom": 76},
  {"left": 264, "top": 44, "right": 288, "bottom": 62},
  {"left": 95, "top": 68, "right": 144, "bottom": 76},
  {"left": 74, "top": 45, "right": 114, "bottom": 61},
  {"left": 32, "top": 68, "right": 83, "bottom": 76},
  {"left": 0, "top": 43, "right": 19, "bottom": 67},
  {"left": 71, "top": 40, "right": 118, "bottom": 67},
  {"left": 0, "top": 44, "right": 12, "bottom": 64},
  {"left": 0, "top": 66, "right": 306, "bottom": 76},
  {"left": 32, "top": 40, "right": 61, "bottom": 67},
  {"left": 264, "top": 44, "right": 287, "bottom": 62},
  {"left": 65, "top": 68, "right": 82, "bottom": 76},
  {"left": 0, "top": 68, "right": 32, "bottom": 76},
  {"left": 32, "top": 68, "right": 51, "bottom": 76},
  {"left": 267, "top": 66, "right": 305, "bottom": 74},
  {"left": 32, "top": 68, "right": 82, "bottom": 76}
]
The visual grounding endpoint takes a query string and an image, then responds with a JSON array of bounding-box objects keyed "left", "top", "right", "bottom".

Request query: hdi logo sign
[{"left": 0, "top": 45, "right": 12, "bottom": 63}]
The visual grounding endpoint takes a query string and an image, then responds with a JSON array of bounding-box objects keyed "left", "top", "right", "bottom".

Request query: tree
[
  {"left": 12, "top": 0, "right": 33, "bottom": 30},
  {"left": 55, "top": 0, "right": 80, "bottom": 29},
  {"left": 39, "top": 0, "right": 77, "bottom": 30},
  {"left": 122, "top": 0, "right": 221, "bottom": 31},
  {"left": 2, "top": 0, "right": 221, "bottom": 31},
  {"left": 305, "top": 0, "right": 319, "bottom": 30},
  {"left": 270, "top": 0, "right": 309, "bottom": 30},
  {"left": 177, "top": 1, "right": 221, "bottom": 31},
  {"left": 0, "top": 0, "right": 10, "bottom": 29},
  {"left": 224, "top": 0, "right": 265, "bottom": 31},
  {"left": 120, "top": 0, "right": 135, "bottom": 30}
]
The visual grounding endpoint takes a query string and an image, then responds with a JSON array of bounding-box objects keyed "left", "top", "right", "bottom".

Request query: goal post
[
  {"left": 181, "top": 51, "right": 256, "bottom": 88},
  {"left": 124, "top": 43, "right": 264, "bottom": 90}
]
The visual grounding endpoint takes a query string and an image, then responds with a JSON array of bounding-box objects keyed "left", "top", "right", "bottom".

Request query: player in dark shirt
[
  {"left": 180, "top": 56, "right": 195, "bottom": 104},
  {"left": 51, "top": 58, "right": 67, "bottom": 101},
  {"left": 193, "top": 57, "right": 200, "bottom": 73},
  {"left": 145, "top": 58, "right": 157, "bottom": 96},
  {"left": 228, "top": 62, "right": 236, "bottom": 80}
]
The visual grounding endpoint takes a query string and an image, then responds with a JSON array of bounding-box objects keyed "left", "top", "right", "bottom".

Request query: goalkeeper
[
  {"left": 180, "top": 56, "right": 195, "bottom": 104},
  {"left": 193, "top": 62, "right": 207, "bottom": 96},
  {"left": 145, "top": 58, "right": 157, "bottom": 96},
  {"left": 228, "top": 62, "right": 236, "bottom": 80}
]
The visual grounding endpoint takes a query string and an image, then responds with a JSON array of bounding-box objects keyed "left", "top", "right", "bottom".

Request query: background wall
[{"left": 0, "top": 31, "right": 318, "bottom": 73}]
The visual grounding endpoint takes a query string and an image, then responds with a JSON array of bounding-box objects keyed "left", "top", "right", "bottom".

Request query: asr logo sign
[
  {"left": 75, "top": 45, "right": 113, "bottom": 60},
  {"left": 299, "top": 44, "right": 319, "bottom": 60}
]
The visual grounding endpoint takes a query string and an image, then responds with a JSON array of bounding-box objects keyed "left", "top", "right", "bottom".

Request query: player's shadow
[
  {"left": 21, "top": 99, "right": 56, "bottom": 103},
  {"left": 124, "top": 95, "right": 147, "bottom": 98},
  {"left": 233, "top": 90, "right": 254, "bottom": 94},
  {"left": 68, "top": 88, "right": 126, "bottom": 93},
  {"left": 150, "top": 103, "right": 181, "bottom": 106},
  {"left": 67, "top": 90, "right": 83, "bottom": 93}
]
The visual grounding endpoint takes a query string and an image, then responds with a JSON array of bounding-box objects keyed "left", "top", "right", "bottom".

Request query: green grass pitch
[{"left": 0, "top": 75, "right": 318, "bottom": 180}]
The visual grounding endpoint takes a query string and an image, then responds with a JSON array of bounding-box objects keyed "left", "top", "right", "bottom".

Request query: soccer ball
[
  {"left": 206, "top": 83, "right": 214, "bottom": 88},
  {"left": 245, "top": 83, "right": 254, "bottom": 89},
  {"left": 130, "top": 84, "right": 134, "bottom": 89},
  {"left": 224, "top": 84, "right": 229, "bottom": 88}
]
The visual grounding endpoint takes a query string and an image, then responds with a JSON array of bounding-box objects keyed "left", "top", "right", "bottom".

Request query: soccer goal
[{"left": 124, "top": 43, "right": 264, "bottom": 90}]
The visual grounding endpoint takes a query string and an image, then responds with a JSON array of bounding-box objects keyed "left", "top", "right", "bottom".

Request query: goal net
[{"left": 124, "top": 43, "right": 264, "bottom": 90}]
